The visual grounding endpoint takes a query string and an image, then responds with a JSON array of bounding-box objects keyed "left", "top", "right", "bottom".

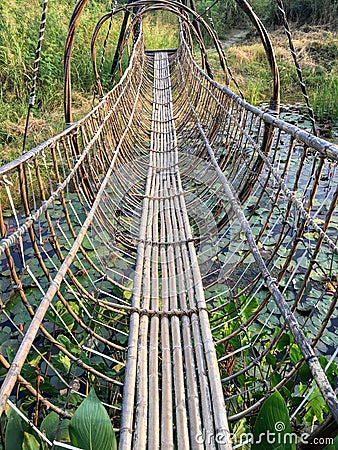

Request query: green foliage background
[
  {"left": 0, "top": 0, "right": 337, "bottom": 163},
  {"left": 0, "top": 0, "right": 178, "bottom": 162},
  {"left": 197, "top": 0, "right": 338, "bottom": 37}
]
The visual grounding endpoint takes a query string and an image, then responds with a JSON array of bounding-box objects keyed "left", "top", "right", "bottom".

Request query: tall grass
[
  {"left": 0, "top": 1, "right": 180, "bottom": 165},
  {"left": 311, "top": 75, "right": 338, "bottom": 119},
  {"left": 0, "top": 0, "right": 117, "bottom": 160},
  {"left": 207, "top": 29, "right": 338, "bottom": 120},
  {"left": 1, "top": 0, "right": 337, "bottom": 167},
  {"left": 143, "top": 11, "right": 179, "bottom": 49},
  {"left": 271, "top": 0, "right": 338, "bottom": 26}
]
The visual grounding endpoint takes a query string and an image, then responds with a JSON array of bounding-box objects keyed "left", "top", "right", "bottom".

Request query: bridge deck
[{"left": 119, "top": 52, "right": 231, "bottom": 450}]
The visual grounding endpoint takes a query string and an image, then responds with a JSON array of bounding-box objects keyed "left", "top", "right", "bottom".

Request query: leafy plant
[
  {"left": 3, "top": 388, "right": 117, "bottom": 450},
  {"left": 5, "top": 408, "right": 25, "bottom": 450},
  {"left": 252, "top": 391, "right": 296, "bottom": 450},
  {"left": 69, "top": 388, "right": 117, "bottom": 450},
  {"left": 232, "top": 418, "right": 251, "bottom": 449},
  {"left": 22, "top": 433, "right": 40, "bottom": 450},
  {"left": 40, "top": 411, "right": 71, "bottom": 444},
  {"left": 303, "top": 387, "right": 329, "bottom": 425}
]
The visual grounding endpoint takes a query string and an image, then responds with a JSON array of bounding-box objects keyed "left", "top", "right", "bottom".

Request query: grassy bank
[
  {"left": 0, "top": 0, "right": 113, "bottom": 165},
  {"left": 208, "top": 27, "right": 338, "bottom": 120},
  {"left": 0, "top": 2, "right": 178, "bottom": 166},
  {"left": 0, "top": 0, "right": 337, "bottom": 168}
]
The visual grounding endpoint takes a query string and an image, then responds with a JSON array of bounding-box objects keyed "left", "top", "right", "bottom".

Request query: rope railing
[
  {"left": 172, "top": 29, "right": 338, "bottom": 432},
  {"left": 0, "top": 31, "right": 147, "bottom": 425},
  {"left": 175, "top": 31, "right": 338, "bottom": 427}
]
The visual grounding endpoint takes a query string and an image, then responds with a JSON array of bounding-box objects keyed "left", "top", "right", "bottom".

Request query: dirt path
[{"left": 219, "top": 28, "right": 248, "bottom": 48}]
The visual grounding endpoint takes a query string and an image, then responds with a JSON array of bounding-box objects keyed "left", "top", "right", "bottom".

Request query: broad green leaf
[
  {"left": 276, "top": 333, "right": 291, "bottom": 351},
  {"left": 289, "top": 345, "right": 302, "bottom": 365},
  {"left": 69, "top": 388, "right": 117, "bottom": 450},
  {"left": 242, "top": 296, "right": 258, "bottom": 320},
  {"left": 265, "top": 353, "right": 277, "bottom": 368},
  {"left": 22, "top": 432, "right": 40, "bottom": 450},
  {"left": 28, "top": 353, "right": 42, "bottom": 367},
  {"left": 323, "top": 435, "right": 338, "bottom": 450},
  {"left": 299, "top": 362, "right": 312, "bottom": 383},
  {"left": 304, "top": 388, "right": 328, "bottom": 424},
  {"left": 56, "top": 335, "right": 79, "bottom": 355},
  {"left": 123, "top": 290, "right": 132, "bottom": 301},
  {"left": 67, "top": 393, "right": 82, "bottom": 407},
  {"left": 40, "top": 411, "right": 70, "bottom": 443},
  {"left": 252, "top": 391, "right": 296, "bottom": 450},
  {"left": 123, "top": 279, "right": 133, "bottom": 301},
  {"left": 5, "top": 407, "right": 24, "bottom": 450},
  {"left": 81, "top": 236, "right": 94, "bottom": 251},
  {"left": 270, "top": 373, "right": 282, "bottom": 388},
  {"left": 116, "top": 333, "right": 128, "bottom": 345},
  {"left": 59, "top": 353, "right": 71, "bottom": 373}
]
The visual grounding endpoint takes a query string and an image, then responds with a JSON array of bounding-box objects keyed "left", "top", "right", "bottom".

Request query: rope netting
[{"left": 0, "top": 2, "right": 337, "bottom": 449}]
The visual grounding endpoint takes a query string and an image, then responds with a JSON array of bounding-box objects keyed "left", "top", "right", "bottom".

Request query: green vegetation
[
  {"left": 1, "top": 0, "right": 337, "bottom": 167},
  {"left": 198, "top": 1, "right": 338, "bottom": 120},
  {"left": 197, "top": 0, "right": 338, "bottom": 36},
  {"left": 0, "top": 1, "right": 178, "bottom": 165},
  {"left": 252, "top": 392, "right": 295, "bottom": 450},
  {"left": 0, "top": 0, "right": 112, "bottom": 163},
  {"left": 213, "top": 28, "right": 338, "bottom": 119},
  {"left": 4, "top": 389, "right": 117, "bottom": 449}
]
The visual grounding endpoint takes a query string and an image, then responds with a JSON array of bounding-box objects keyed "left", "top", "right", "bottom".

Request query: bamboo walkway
[{"left": 120, "top": 52, "right": 231, "bottom": 450}]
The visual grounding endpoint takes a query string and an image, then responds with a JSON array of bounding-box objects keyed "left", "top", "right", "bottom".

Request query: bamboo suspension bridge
[{"left": 0, "top": 1, "right": 337, "bottom": 449}]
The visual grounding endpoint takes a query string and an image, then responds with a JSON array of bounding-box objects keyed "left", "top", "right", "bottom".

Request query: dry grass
[
  {"left": 1, "top": 17, "right": 337, "bottom": 172},
  {"left": 0, "top": 6, "right": 180, "bottom": 169},
  {"left": 210, "top": 26, "right": 338, "bottom": 110}
]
